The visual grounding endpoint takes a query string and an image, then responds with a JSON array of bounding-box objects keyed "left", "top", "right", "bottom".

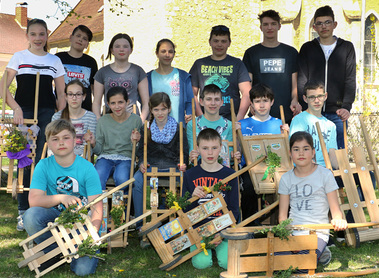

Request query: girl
[
  {"left": 133, "top": 93, "right": 189, "bottom": 227},
  {"left": 0, "top": 19, "right": 65, "bottom": 230},
  {"left": 147, "top": 39, "right": 194, "bottom": 124},
  {"left": 92, "top": 33, "right": 149, "bottom": 121},
  {"left": 89, "top": 86, "right": 142, "bottom": 190},
  {"left": 52, "top": 79, "right": 97, "bottom": 156},
  {"left": 278, "top": 131, "right": 347, "bottom": 266}
]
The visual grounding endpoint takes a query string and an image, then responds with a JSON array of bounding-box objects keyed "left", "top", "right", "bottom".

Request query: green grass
[{"left": 1, "top": 191, "right": 379, "bottom": 278}]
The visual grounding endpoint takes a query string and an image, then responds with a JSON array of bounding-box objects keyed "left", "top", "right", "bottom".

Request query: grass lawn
[{"left": 1, "top": 190, "right": 379, "bottom": 278}]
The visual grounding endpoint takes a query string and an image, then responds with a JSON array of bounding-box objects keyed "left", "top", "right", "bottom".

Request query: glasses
[
  {"left": 212, "top": 25, "right": 229, "bottom": 32},
  {"left": 306, "top": 94, "right": 326, "bottom": 101},
  {"left": 66, "top": 93, "right": 83, "bottom": 98},
  {"left": 314, "top": 20, "right": 333, "bottom": 27}
]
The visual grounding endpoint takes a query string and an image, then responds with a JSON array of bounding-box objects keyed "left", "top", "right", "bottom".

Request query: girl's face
[
  {"left": 290, "top": 139, "right": 315, "bottom": 167},
  {"left": 108, "top": 93, "right": 128, "bottom": 118},
  {"left": 111, "top": 38, "right": 132, "bottom": 61},
  {"left": 65, "top": 84, "right": 85, "bottom": 109},
  {"left": 26, "top": 24, "right": 48, "bottom": 53},
  {"left": 151, "top": 102, "right": 171, "bottom": 125},
  {"left": 156, "top": 42, "right": 175, "bottom": 67}
]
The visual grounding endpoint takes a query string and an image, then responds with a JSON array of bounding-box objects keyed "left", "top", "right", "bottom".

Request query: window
[{"left": 364, "top": 15, "right": 377, "bottom": 84}]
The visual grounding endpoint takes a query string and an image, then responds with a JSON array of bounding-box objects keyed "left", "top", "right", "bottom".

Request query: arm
[
  {"left": 192, "top": 86, "right": 203, "bottom": 116},
  {"left": 0, "top": 68, "right": 24, "bottom": 124},
  {"left": 297, "top": 45, "right": 309, "bottom": 108},
  {"left": 278, "top": 194, "right": 290, "bottom": 223},
  {"left": 92, "top": 80, "right": 104, "bottom": 119},
  {"left": 327, "top": 190, "right": 347, "bottom": 231},
  {"left": 341, "top": 43, "right": 356, "bottom": 115},
  {"left": 236, "top": 81, "right": 252, "bottom": 121},
  {"left": 29, "top": 188, "right": 81, "bottom": 208},
  {"left": 88, "top": 194, "right": 103, "bottom": 231},
  {"left": 329, "top": 148, "right": 338, "bottom": 170},
  {"left": 55, "top": 75, "right": 66, "bottom": 111},
  {"left": 138, "top": 77, "right": 149, "bottom": 122},
  {"left": 290, "top": 72, "right": 301, "bottom": 116}
]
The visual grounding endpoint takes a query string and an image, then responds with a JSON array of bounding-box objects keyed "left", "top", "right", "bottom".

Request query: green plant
[
  {"left": 213, "top": 181, "right": 232, "bottom": 192},
  {"left": 55, "top": 205, "right": 88, "bottom": 229},
  {"left": 202, "top": 235, "right": 216, "bottom": 250},
  {"left": 260, "top": 218, "right": 293, "bottom": 240},
  {"left": 110, "top": 205, "right": 125, "bottom": 228},
  {"left": 257, "top": 146, "right": 281, "bottom": 181},
  {"left": 165, "top": 191, "right": 191, "bottom": 210},
  {"left": 273, "top": 266, "right": 298, "bottom": 277},
  {"left": 1, "top": 122, "right": 28, "bottom": 153}
]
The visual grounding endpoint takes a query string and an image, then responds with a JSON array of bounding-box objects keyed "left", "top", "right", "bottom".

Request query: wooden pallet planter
[
  {"left": 0, "top": 71, "right": 39, "bottom": 194},
  {"left": 139, "top": 157, "right": 266, "bottom": 271},
  {"left": 219, "top": 223, "right": 379, "bottom": 278},
  {"left": 18, "top": 178, "right": 155, "bottom": 277}
]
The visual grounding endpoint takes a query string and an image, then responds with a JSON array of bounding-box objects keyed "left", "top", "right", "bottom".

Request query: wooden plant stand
[
  {"left": 139, "top": 157, "right": 265, "bottom": 271},
  {"left": 18, "top": 178, "right": 154, "bottom": 277},
  {"left": 0, "top": 71, "right": 39, "bottom": 194}
]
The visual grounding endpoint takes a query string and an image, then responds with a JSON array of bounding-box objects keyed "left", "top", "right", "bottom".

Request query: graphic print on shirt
[
  {"left": 192, "top": 176, "right": 227, "bottom": 218},
  {"left": 55, "top": 176, "right": 87, "bottom": 211},
  {"left": 73, "top": 122, "right": 85, "bottom": 152},
  {"left": 18, "top": 64, "right": 58, "bottom": 74},
  {"left": 105, "top": 76, "right": 133, "bottom": 93},
  {"left": 170, "top": 72, "right": 180, "bottom": 96},
  {"left": 202, "top": 65, "right": 232, "bottom": 105},
  {"left": 295, "top": 183, "right": 313, "bottom": 212},
  {"left": 259, "top": 58, "right": 285, "bottom": 73},
  {"left": 63, "top": 64, "right": 91, "bottom": 88},
  {"left": 305, "top": 123, "right": 333, "bottom": 153}
]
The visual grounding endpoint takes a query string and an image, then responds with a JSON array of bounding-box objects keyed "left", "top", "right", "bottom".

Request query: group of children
[{"left": 0, "top": 5, "right": 352, "bottom": 276}]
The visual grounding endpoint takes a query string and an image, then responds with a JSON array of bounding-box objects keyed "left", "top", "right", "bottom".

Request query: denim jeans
[
  {"left": 18, "top": 107, "right": 55, "bottom": 212},
  {"left": 322, "top": 112, "right": 345, "bottom": 149},
  {"left": 94, "top": 158, "right": 131, "bottom": 190},
  {"left": 23, "top": 207, "right": 99, "bottom": 276}
]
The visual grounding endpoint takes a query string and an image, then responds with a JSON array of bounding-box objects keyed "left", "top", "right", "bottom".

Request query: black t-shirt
[
  {"left": 55, "top": 52, "right": 98, "bottom": 111},
  {"left": 243, "top": 43, "right": 298, "bottom": 122}
]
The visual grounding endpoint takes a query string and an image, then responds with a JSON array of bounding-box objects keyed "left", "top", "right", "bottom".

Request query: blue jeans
[
  {"left": 23, "top": 207, "right": 98, "bottom": 276},
  {"left": 323, "top": 112, "right": 345, "bottom": 149},
  {"left": 18, "top": 107, "right": 55, "bottom": 212},
  {"left": 95, "top": 158, "right": 131, "bottom": 190}
]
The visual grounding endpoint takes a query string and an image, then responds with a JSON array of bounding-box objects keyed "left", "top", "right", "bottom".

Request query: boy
[
  {"left": 56, "top": 25, "right": 98, "bottom": 111},
  {"left": 239, "top": 83, "right": 288, "bottom": 221},
  {"left": 298, "top": 6, "right": 356, "bottom": 149},
  {"left": 186, "top": 84, "right": 238, "bottom": 164},
  {"left": 190, "top": 25, "right": 251, "bottom": 121},
  {"left": 290, "top": 80, "right": 338, "bottom": 169},
  {"left": 182, "top": 128, "right": 239, "bottom": 269},
  {"left": 23, "top": 119, "right": 103, "bottom": 275},
  {"left": 243, "top": 10, "right": 300, "bottom": 122}
]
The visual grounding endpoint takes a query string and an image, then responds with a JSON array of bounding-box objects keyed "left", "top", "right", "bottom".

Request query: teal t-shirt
[
  {"left": 151, "top": 68, "right": 180, "bottom": 122},
  {"left": 31, "top": 155, "right": 102, "bottom": 211}
]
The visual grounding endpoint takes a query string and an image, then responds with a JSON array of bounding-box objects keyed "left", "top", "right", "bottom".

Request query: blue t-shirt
[
  {"left": 290, "top": 111, "right": 337, "bottom": 167},
  {"left": 31, "top": 155, "right": 102, "bottom": 211},
  {"left": 239, "top": 116, "right": 282, "bottom": 166},
  {"left": 151, "top": 68, "right": 180, "bottom": 122}
]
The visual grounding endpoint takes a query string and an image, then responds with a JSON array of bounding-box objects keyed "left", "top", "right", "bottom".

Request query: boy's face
[
  {"left": 251, "top": 97, "right": 274, "bottom": 118},
  {"left": 47, "top": 129, "right": 76, "bottom": 158},
  {"left": 200, "top": 92, "right": 223, "bottom": 116},
  {"left": 260, "top": 17, "right": 281, "bottom": 40},
  {"left": 209, "top": 35, "right": 230, "bottom": 59},
  {"left": 70, "top": 29, "right": 89, "bottom": 52},
  {"left": 197, "top": 139, "right": 221, "bottom": 165},
  {"left": 304, "top": 88, "right": 327, "bottom": 113},
  {"left": 313, "top": 16, "right": 337, "bottom": 40}
]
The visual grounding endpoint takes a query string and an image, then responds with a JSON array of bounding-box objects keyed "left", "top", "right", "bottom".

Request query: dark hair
[
  {"left": 61, "top": 79, "right": 86, "bottom": 121},
  {"left": 313, "top": 5, "right": 335, "bottom": 22},
  {"left": 209, "top": 25, "right": 231, "bottom": 41},
  {"left": 289, "top": 131, "right": 314, "bottom": 150},
  {"left": 258, "top": 10, "right": 281, "bottom": 24},
  {"left": 45, "top": 119, "right": 76, "bottom": 141},
  {"left": 200, "top": 84, "right": 222, "bottom": 99},
  {"left": 148, "top": 92, "right": 172, "bottom": 141},
  {"left": 72, "top": 25, "right": 93, "bottom": 42},
  {"left": 249, "top": 83, "right": 274, "bottom": 101},
  {"left": 303, "top": 80, "right": 325, "bottom": 96},
  {"left": 106, "top": 33, "right": 133, "bottom": 60},
  {"left": 106, "top": 86, "right": 128, "bottom": 103},
  {"left": 155, "top": 38, "right": 176, "bottom": 54},
  {"left": 27, "top": 18, "right": 48, "bottom": 52},
  {"left": 197, "top": 128, "right": 222, "bottom": 146}
]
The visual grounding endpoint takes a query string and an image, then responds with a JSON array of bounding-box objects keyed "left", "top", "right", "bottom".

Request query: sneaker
[
  {"left": 16, "top": 215, "right": 24, "bottom": 231},
  {"left": 319, "top": 246, "right": 332, "bottom": 266}
]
